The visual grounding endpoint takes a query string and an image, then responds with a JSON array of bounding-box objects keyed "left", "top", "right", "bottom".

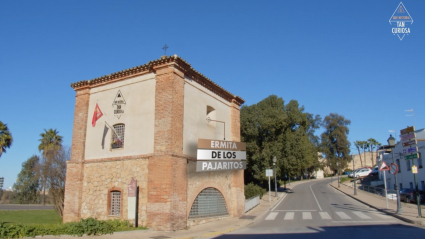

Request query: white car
[{"left": 348, "top": 168, "right": 372, "bottom": 178}]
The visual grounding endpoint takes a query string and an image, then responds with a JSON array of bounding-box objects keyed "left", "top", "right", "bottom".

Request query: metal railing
[
  {"left": 245, "top": 195, "right": 260, "bottom": 212},
  {"left": 359, "top": 185, "right": 397, "bottom": 200}
]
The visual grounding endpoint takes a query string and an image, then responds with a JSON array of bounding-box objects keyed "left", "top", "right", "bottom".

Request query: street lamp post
[
  {"left": 352, "top": 155, "right": 357, "bottom": 195},
  {"left": 337, "top": 161, "right": 340, "bottom": 188},
  {"left": 273, "top": 156, "right": 277, "bottom": 197},
  {"left": 388, "top": 134, "right": 402, "bottom": 214}
]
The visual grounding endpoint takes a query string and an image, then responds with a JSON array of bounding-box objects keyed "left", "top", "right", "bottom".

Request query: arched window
[
  {"left": 111, "top": 124, "right": 125, "bottom": 149},
  {"left": 108, "top": 190, "right": 122, "bottom": 216},
  {"left": 189, "top": 187, "right": 228, "bottom": 219},
  {"left": 206, "top": 106, "right": 216, "bottom": 128}
]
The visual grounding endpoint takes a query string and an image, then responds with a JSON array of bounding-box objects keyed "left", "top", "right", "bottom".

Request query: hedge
[{"left": 0, "top": 217, "right": 146, "bottom": 238}]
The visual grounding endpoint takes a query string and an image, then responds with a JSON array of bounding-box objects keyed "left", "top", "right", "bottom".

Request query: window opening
[
  {"left": 409, "top": 182, "right": 413, "bottom": 189},
  {"left": 110, "top": 191, "right": 121, "bottom": 216},
  {"left": 406, "top": 160, "right": 411, "bottom": 171},
  {"left": 189, "top": 187, "right": 228, "bottom": 219},
  {"left": 111, "top": 124, "right": 125, "bottom": 149}
]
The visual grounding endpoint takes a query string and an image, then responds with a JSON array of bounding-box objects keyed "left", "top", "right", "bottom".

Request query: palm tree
[
  {"left": 0, "top": 121, "right": 13, "bottom": 159},
  {"left": 38, "top": 129, "right": 63, "bottom": 205},
  {"left": 368, "top": 138, "right": 381, "bottom": 166},
  {"left": 354, "top": 140, "right": 364, "bottom": 168},
  {"left": 38, "top": 129, "right": 63, "bottom": 156},
  {"left": 361, "top": 141, "right": 369, "bottom": 167}
]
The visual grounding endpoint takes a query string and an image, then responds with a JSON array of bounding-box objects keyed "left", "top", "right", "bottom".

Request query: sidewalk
[
  {"left": 37, "top": 179, "right": 312, "bottom": 239},
  {"left": 331, "top": 181, "right": 425, "bottom": 226}
]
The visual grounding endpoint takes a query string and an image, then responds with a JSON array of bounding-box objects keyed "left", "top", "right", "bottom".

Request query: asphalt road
[
  {"left": 0, "top": 204, "right": 54, "bottom": 210},
  {"left": 214, "top": 179, "right": 425, "bottom": 239}
]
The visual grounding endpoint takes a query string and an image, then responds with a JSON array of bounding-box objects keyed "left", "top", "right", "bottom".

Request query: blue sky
[{"left": 1, "top": 0, "right": 424, "bottom": 189}]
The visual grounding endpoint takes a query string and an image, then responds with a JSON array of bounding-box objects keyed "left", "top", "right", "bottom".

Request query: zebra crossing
[{"left": 265, "top": 210, "right": 393, "bottom": 221}]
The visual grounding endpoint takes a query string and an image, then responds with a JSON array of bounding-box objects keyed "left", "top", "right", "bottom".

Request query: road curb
[{"left": 329, "top": 183, "right": 425, "bottom": 226}]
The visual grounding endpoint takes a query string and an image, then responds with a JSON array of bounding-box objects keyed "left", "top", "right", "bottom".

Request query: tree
[
  {"left": 14, "top": 155, "right": 40, "bottom": 204},
  {"left": 321, "top": 113, "right": 351, "bottom": 173},
  {"left": 0, "top": 121, "right": 13, "bottom": 159},
  {"left": 367, "top": 138, "right": 381, "bottom": 166},
  {"left": 38, "top": 129, "right": 63, "bottom": 205},
  {"left": 354, "top": 140, "right": 364, "bottom": 167},
  {"left": 241, "top": 95, "right": 321, "bottom": 186},
  {"left": 38, "top": 129, "right": 63, "bottom": 157},
  {"left": 361, "top": 141, "right": 369, "bottom": 167},
  {"left": 41, "top": 146, "right": 69, "bottom": 216}
]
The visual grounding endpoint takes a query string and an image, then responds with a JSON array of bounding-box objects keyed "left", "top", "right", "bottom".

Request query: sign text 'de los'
[
  {"left": 198, "top": 139, "right": 246, "bottom": 151},
  {"left": 196, "top": 161, "right": 246, "bottom": 172},
  {"left": 197, "top": 149, "right": 246, "bottom": 160}
]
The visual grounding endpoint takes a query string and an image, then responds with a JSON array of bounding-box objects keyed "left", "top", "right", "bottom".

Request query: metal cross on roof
[{"left": 162, "top": 44, "right": 168, "bottom": 56}]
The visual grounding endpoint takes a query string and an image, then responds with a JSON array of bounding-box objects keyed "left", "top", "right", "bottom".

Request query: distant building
[
  {"left": 63, "top": 55, "right": 245, "bottom": 230},
  {"left": 380, "top": 129, "right": 425, "bottom": 192}
]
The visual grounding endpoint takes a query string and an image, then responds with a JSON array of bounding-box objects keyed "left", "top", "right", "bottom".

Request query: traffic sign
[
  {"left": 403, "top": 147, "right": 418, "bottom": 155},
  {"left": 404, "top": 153, "right": 419, "bottom": 161},
  {"left": 390, "top": 163, "right": 399, "bottom": 174},
  {"left": 412, "top": 165, "right": 418, "bottom": 174},
  {"left": 402, "top": 139, "right": 417, "bottom": 147},
  {"left": 379, "top": 161, "right": 390, "bottom": 171},
  {"left": 400, "top": 132, "right": 415, "bottom": 142},
  {"left": 266, "top": 169, "right": 273, "bottom": 177},
  {"left": 400, "top": 126, "right": 415, "bottom": 135}
]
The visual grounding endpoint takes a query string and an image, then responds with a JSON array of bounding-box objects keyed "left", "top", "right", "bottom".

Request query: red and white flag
[{"left": 92, "top": 103, "right": 103, "bottom": 127}]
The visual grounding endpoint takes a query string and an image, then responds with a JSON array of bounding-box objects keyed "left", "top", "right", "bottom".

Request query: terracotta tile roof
[{"left": 71, "top": 55, "right": 244, "bottom": 105}]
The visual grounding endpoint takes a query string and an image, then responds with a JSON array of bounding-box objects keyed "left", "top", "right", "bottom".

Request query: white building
[{"left": 379, "top": 129, "right": 425, "bottom": 191}]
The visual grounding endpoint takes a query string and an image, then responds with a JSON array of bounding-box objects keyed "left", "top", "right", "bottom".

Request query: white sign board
[
  {"left": 197, "top": 149, "right": 246, "bottom": 160},
  {"left": 266, "top": 169, "right": 273, "bottom": 177}
]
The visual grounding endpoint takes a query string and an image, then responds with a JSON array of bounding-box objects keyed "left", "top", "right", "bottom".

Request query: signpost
[
  {"left": 127, "top": 178, "right": 138, "bottom": 227},
  {"left": 266, "top": 169, "right": 273, "bottom": 202},
  {"left": 402, "top": 139, "right": 416, "bottom": 147},
  {"left": 390, "top": 163, "right": 399, "bottom": 175},
  {"left": 404, "top": 153, "right": 419, "bottom": 160},
  {"left": 379, "top": 161, "right": 390, "bottom": 209},
  {"left": 400, "top": 126, "right": 422, "bottom": 218}
]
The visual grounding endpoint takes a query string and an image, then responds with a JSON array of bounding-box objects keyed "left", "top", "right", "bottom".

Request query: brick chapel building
[{"left": 63, "top": 55, "right": 245, "bottom": 230}]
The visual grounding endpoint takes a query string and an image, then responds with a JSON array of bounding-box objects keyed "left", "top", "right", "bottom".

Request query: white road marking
[
  {"left": 274, "top": 210, "right": 316, "bottom": 211},
  {"left": 310, "top": 182, "right": 323, "bottom": 211},
  {"left": 265, "top": 212, "right": 278, "bottom": 220},
  {"left": 335, "top": 212, "right": 351, "bottom": 219},
  {"left": 352, "top": 211, "right": 372, "bottom": 219},
  {"left": 271, "top": 193, "right": 288, "bottom": 211},
  {"left": 284, "top": 212, "right": 295, "bottom": 220},
  {"left": 319, "top": 212, "right": 332, "bottom": 219},
  {"left": 302, "top": 212, "right": 312, "bottom": 220},
  {"left": 332, "top": 221, "right": 397, "bottom": 224}
]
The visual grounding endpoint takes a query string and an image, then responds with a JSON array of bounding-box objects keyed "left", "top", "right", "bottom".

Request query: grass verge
[{"left": 0, "top": 210, "right": 62, "bottom": 225}]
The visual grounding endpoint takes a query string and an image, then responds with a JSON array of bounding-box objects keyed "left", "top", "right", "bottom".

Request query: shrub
[
  {"left": 0, "top": 218, "right": 146, "bottom": 238},
  {"left": 245, "top": 182, "right": 266, "bottom": 199}
]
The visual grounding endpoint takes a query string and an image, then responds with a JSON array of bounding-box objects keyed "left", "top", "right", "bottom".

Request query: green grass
[
  {"left": 0, "top": 210, "right": 62, "bottom": 225},
  {"left": 340, "top": 176, "right": 351, "bottom": 184}
]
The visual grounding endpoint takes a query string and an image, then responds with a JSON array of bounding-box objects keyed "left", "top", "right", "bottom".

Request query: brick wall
[
  {"left": 147, "top": 64, "right": 188, "bottom": 231},
  {"left": 63, "top": 88, "right": 90, "bottom": 223},
  {"left": 230, "top": 99, "right": 245, "bottom": 216}
]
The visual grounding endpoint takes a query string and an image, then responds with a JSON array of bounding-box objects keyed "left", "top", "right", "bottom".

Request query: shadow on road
[{"left": 213, "top": 224, "right": 425, "bottom": 239}]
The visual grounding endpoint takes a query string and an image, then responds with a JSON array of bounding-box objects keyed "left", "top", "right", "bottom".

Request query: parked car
[
  {"left": 399, "top": 189, "right": 425, "bottom": 203},
  {"left": 348, "top": 168, "right": 372, "bottom": 178},
  {"left": 371, "top": 166, "right": 379, "bottom": 175}
]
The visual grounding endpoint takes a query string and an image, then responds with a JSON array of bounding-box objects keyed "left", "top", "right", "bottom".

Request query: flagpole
[{"left": 105, "top": 121, "right": 121, "bottom": 140}]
